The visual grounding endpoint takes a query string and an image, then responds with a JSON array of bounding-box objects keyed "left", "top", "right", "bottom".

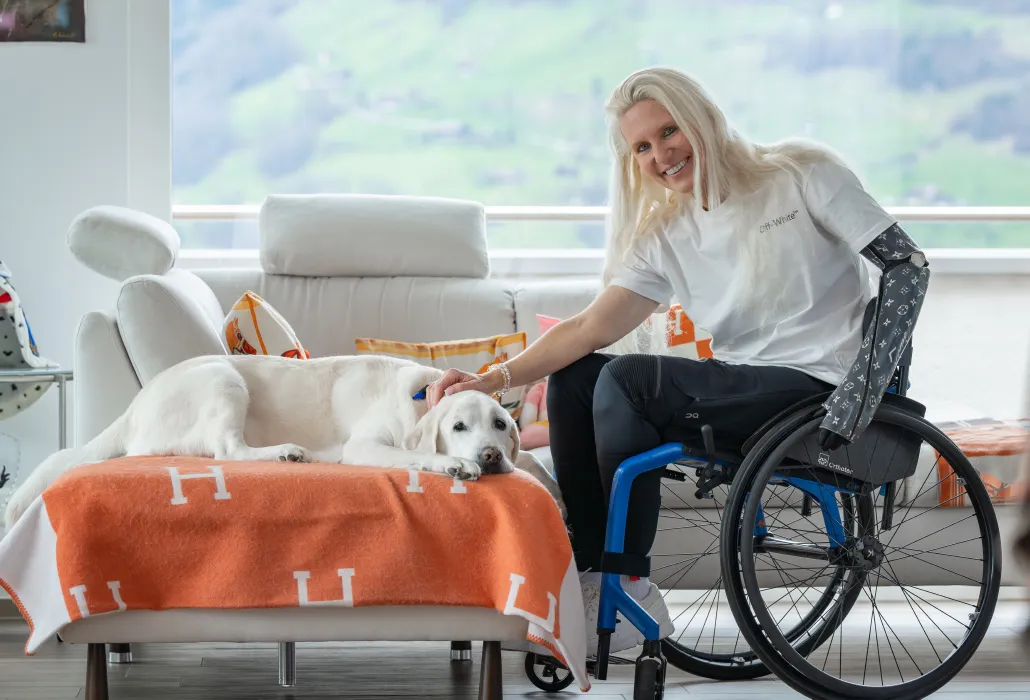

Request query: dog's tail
[{"left": 3, "top": 415, "right": 127, "bottom": 530}]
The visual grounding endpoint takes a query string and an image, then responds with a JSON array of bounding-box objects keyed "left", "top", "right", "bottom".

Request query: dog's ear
[
  {"left": 506, "top": 415, "right": 521, "bottom": 462},
  {"left": 403, "top": 406, "right": 444, "bottom": 453}
]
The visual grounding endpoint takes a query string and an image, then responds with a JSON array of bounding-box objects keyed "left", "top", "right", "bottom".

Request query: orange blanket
[{"left": 0, "top": 457, "right": 590, "bottom": 690}]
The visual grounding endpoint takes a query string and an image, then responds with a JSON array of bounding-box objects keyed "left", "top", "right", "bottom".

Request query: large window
[{"left": 172, "top": 0, "right": 1030, "bottom": 251}]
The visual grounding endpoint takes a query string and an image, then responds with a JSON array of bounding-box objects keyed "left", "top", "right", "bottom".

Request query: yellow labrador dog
[{"left": 4, "top": 354, "right": 564, "bottom": 530}]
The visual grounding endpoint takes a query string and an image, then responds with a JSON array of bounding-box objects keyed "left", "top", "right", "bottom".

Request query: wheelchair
[{"left": 524, "top": 331, "right": 1002, "bottom": 699}]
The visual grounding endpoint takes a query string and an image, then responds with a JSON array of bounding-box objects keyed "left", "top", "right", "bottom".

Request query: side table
[
  {"left": 0, "top": 368, "right": 74, "bottom": 449},
  {"left": 0, "top": 367, "right": 74, "bottom": 644}
]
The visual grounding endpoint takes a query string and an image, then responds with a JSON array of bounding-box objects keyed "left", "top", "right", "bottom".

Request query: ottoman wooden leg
[
  {"left": 86, "top": 643, "right": 109, "bottom": 700},
  {"left": 478, "top": 641, "right": 502, "bottom": 700}
]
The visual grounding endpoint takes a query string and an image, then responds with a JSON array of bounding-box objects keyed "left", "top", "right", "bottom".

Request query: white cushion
[
  {"left": 259, "top": 194, "right": 488, "bottom": 278},
  {"left": 116, "top": 269, "right": 226, "bottom": 383},
  {"left": 67, "top": 206, "right": 180, "bottom": 282}
]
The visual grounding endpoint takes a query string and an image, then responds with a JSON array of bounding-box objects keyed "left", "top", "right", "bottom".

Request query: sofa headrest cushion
[
  {"left": 259, "top": 194, "right": 489, "bottom": 278},
  {"left": 68, "top": 206, "right": 180, "bottom": 282}
]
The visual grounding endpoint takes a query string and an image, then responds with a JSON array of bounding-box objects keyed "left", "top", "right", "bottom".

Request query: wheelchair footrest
[{"left": 600, "top": 551, "right": 650, "bottom": 577}]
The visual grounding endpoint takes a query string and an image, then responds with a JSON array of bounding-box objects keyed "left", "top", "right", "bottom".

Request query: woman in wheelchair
[{"left": 430, "top": 67, "right": 995, "bottom": 699}]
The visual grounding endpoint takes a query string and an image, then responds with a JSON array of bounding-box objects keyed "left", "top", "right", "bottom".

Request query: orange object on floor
[{"left": 937, "top": 419, "right": 1030, "bottom": 507}]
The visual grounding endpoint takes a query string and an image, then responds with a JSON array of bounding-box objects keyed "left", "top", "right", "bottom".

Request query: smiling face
[{"left": 619, "top": 98, "right": 697, "bottom": 195}]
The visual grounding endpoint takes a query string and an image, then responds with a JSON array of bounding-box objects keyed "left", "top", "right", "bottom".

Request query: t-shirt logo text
[{"left": 760, "top": 209, "right": 800, "bottom": 233}]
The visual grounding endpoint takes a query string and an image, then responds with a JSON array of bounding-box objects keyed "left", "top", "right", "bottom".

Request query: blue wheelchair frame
[
  {"left": 595, "top": 445, "right": 854, "bottom": 681},
  {"left": 593, "top": 374, "right": 909, "bottom": 680}
]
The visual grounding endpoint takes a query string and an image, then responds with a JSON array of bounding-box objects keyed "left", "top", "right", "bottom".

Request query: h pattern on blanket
[{"left": 0, "top": 456, "right": 590, "bottom": 691}]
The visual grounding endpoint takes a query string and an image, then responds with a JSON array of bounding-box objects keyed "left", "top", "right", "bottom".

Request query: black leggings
[{"left": 547, "top": 353, "right": 833, "bottom": 572}]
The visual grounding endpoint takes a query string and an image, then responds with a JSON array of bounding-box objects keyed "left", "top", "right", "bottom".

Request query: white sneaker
[
  {"left": 582, "top": 581, "right": 643, "bottom": 654},
  {"left": 637, "top": 582, "right": 676, "bottom": 640},
  {"left": 583, "top": 581, "right": 676, "bottom": 655}
]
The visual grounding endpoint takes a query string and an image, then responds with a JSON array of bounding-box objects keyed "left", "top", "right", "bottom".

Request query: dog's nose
[{"left": 478, "top": 447, "right": 503, "bottom": 472}]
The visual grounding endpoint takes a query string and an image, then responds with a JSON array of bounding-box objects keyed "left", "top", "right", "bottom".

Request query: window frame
[{"left": 173, "top": 205, "right": 1030, "bottom": 277}]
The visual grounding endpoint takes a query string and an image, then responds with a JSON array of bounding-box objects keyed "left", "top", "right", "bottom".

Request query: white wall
[
  {"left": 0, "top": 0, "right": 169, "bottom": 482},
  {"left": 908, "top": 274, "right": 1030, "bottom": 422}
]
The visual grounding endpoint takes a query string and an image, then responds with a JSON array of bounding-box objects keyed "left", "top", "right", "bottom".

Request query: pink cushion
[{"left": 537, "top": 314, "right": 561, "bottom": 334}]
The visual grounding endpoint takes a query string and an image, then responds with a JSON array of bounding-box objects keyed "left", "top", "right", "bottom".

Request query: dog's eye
[
  {"left": 453, "top": 422, "right": 467, "bottom": 432},
  {"left": 493, "top": 419, "right": 507, "bottom": 431}
]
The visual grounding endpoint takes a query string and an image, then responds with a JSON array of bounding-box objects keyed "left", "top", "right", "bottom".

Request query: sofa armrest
[
  {"left": 116, "top": 269, "right": 227, "bottom": 384},
  {"left": 74, "top": 310, "right": 142, "bottom": 446}
]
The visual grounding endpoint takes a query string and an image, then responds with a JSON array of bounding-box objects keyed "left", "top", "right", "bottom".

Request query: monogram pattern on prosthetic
[{"left": 821, "top": 224, "right": 930, "bottom": 442}]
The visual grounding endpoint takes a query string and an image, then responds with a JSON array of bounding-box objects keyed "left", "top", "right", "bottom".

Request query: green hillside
[{"left": 171, "top": 0, "right": 1030, "bottom": 249}]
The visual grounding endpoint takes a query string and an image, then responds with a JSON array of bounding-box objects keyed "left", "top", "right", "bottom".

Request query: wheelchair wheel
[
  {"left": 524, "top": 652, "right": 575, "bottom": 692},
  {"left": 655, "top": 437, "right": 867, "bottom": 680},
  {"left": 722, "top": 405, "right": 1002, "bottom": 700}
]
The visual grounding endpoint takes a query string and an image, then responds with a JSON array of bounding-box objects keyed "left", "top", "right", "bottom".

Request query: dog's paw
[
  {"left": 442, "top": 457, "right": 481, "bottom": 481},
  {"left": 277, "top": 444, "right": 310, "bottom": 463}
]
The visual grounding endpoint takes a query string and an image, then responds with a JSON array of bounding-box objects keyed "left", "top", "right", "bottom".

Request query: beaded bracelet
[{"left": 495, "top": 362, "right": 512, "bottom": 397}]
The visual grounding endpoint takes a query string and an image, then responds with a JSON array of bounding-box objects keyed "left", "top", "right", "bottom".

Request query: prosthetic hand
[{"left": 818, "top": 224, "right": 930, "bottom": 450}]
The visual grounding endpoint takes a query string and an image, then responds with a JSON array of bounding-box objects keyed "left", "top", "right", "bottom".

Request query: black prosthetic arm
[{"left": 818, "top": 224, "right": 930, "bottom": 449}]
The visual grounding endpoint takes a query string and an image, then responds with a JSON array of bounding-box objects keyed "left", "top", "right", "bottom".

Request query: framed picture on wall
[{"left": 0, "top": 0, "right": 85, "bottom": 43}]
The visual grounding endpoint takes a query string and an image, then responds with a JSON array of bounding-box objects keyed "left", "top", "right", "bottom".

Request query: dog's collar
[{"left": 412, "top": 384, "right": 429, "bottom": 401}]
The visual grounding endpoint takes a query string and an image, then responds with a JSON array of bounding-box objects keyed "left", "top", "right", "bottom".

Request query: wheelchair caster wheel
[
  {"left": 633, "top": 641, "right": 667, "bottom": 700},
  {"left": 524, "top": 652, "right": 575, "bottom": 692}
]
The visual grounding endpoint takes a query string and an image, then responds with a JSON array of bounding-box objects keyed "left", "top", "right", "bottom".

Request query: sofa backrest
[
  {"left": 70, "top": 195, "right": 533, "bottom": 376},
  {"left": 512, "top": 278, "right": 602, "bottom": 345},
  {"left": 197, "top": 194, "right": 517, "bottom": 356},
  {"left": 195, "top": 269, "right": 517, "bottom": 358}
]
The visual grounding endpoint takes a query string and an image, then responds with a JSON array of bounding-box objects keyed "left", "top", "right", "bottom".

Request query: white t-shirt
[{"left": 608, "top": 157, "right": 897, "bottom": 386}]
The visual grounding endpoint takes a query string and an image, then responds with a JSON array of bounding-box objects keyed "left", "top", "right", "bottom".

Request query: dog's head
[{"left": 403, "top": 391, "right": 520, "bottom": 474}]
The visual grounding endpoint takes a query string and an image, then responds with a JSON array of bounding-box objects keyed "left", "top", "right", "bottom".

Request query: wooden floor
[{"left": 1, "top": 599, "right": 1029, "bottom": 699}]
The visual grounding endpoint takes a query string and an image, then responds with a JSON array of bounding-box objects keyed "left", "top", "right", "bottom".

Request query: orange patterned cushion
[
  {"left": 354, "top": 332, "right": 528, "bottom": 419},
  {"left": 223, "top": 291, "right": 310, "bottom": 360},
  {"left": 665, "top": 304, "right": 714, "bottom": 360}
]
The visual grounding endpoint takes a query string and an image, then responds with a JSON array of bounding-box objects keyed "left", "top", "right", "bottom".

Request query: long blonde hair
[{"left": 602, "top": 67, "right": 846, "bottom": 294}]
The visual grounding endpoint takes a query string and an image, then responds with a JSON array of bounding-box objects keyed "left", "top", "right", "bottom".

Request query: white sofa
[{"left": 56, "top": 194, "right": 1022, "bottom": 697}]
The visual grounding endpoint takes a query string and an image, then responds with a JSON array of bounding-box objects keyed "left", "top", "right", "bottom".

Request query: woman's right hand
[
  {"left": 426, "top": 287, "right": 658, "bottom": 409},
  {"left": 426, "top": 368, "right": 503, "bottom": 408}
]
